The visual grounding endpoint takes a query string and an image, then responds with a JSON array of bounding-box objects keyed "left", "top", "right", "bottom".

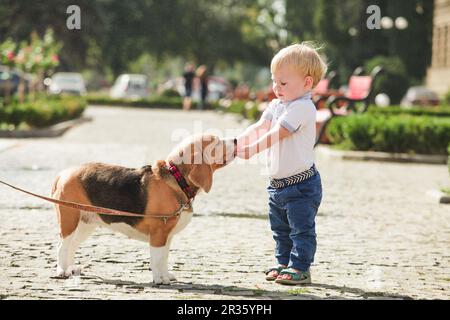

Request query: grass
[
  {"left": 252, "top": 289, "right": 267, "bottom": 297},
  {"left": 287, "top": 288, "right": 310, "bottom": 295},
  {"left": 440, "top": 188, "right": 450, "bottom": 195}
]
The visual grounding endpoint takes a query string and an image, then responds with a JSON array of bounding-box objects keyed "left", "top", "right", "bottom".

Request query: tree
[
  {"left": 0, "top": 0, "right": 434, "bottom": 86},
  {"left": 285, "top": 0, "right": 318, "bottom": 41},
  {"left": 0, "top": 0, "right": 103, "bottom": 71},
  {"left": 385, "top": 0, "right": 434, "bottom": 80}
]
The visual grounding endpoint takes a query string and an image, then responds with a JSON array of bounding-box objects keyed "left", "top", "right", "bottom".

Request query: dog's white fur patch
[
  {"left": 150, "top": 245, "right": 171, "bottom": 284},
  {"left": 169, "top": 211, "right": 193, "bottom": 238}
]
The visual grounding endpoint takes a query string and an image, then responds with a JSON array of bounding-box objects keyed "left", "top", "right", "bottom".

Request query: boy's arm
[
  {"left": 237, "top": 123, "right": 292, "bottom": 159},
  {"left": 236, "top": 117, "right": 272, "bottom": 149}
]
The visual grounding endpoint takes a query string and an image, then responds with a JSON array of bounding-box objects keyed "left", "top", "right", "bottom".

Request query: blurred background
[
  {"left": 0, "top": 0, "right": 449, "bottom": 157},
  {"left": 0, "top": 0, "right": 444, "bottom": 102}
]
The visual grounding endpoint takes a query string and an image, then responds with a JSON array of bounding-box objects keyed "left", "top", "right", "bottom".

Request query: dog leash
[{"left": 0, "top": 179, "right": 191, "bottom": 224}]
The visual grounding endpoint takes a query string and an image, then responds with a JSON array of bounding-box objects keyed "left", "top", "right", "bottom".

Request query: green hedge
[
  {"left": 0, "top": 96, "right": 86, "bottom": 129},
  {"left": 326, "top": 114, "right": 450, "bottom": 155},
  {"left": 86, "top": 94, "right": 265, "bottom": 119},
  {"left": 445, "top": 90, "right": 450, "bottom": 105},
  {"left": 365, "top": 56, "right": 410, "bottom": 105},
  {"left": 368, "top": 105, "right": 450, "bottom": 117},
  {"left": 160, "top": 89, "right": 182, "bottom": 98},
  {"left": 87, "top": 94, "right": 223, "bottom": 110},
  {"left": 87, "top": 95, "right": 185, "bottom": 109},
  {"left": 215, "top": 100, "right": 262, "bottom": 120}
]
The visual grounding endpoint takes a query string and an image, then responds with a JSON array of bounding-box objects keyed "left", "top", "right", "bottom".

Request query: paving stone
[{"left": 0, "top": 106, "right": 448, "bottom": 299}]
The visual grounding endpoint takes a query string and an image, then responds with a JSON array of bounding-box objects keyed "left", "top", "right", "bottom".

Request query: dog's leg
[
  {"left": 56, "top": 232, "right": 76, "bottom": 278},
  {"left": 55, "top": 201, "right": 80, "bottom": 278},
  {"left": 66, "top": 221, "right": 96, "bottom": 276},
  {"left": 149, "top": 229, "right": 173, "bottom": 284},
  {"left": 56, "top": 221, "right": 96, "bottom": 278},
  {"left": 163, "top": 237, "right": 176, "bottom": 281},
  {"left": 150, "top": 237, "right": 176, "bottom": 283},
  {"left": 150, "top": 244, "right": 171, "bottom": 285}
]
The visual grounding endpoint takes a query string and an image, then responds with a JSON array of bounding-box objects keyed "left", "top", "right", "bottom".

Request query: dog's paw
[
  {"left": 153, "top": 273, "right": 171, "bottom": 285},
  {"left": 68, "top": 265, "right": 82, "bottom": 276},
  {"left": 54, "top": 267, "right": 72, "bottom": 279},
  {"left": 167, "top": 272, "right": 177, "bottom": 281},
  {"left": 53, "top": 266, "right": 82, "bottom": 279}
]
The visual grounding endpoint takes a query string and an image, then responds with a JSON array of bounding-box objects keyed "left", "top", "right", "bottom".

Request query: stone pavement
[{"left": 0, "top": 106, "right": 449, "bottom": 300}]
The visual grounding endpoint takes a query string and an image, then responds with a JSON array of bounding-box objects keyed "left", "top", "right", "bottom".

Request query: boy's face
[{"left": 271, "top": 64, "right": 313, "bottom": 103}]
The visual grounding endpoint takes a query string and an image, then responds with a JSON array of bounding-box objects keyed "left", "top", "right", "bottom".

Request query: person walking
[
  {"left": 183, "top": 63, "right": 196, "bottom": 111},
  {"left": 196, "top": 65, "right": 209, "bottom": 110}
]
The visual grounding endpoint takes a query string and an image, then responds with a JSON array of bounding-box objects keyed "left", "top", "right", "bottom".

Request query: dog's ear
[{"left": 188, "top": 164, "right": 213, "bottom": 193}]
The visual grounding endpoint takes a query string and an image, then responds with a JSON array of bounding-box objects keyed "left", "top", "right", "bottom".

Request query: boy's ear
[{"left": 305, "top": 76, "right": 314, "bottom": 89}]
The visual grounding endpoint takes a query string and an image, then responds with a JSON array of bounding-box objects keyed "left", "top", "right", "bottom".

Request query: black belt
[{"left": 269, "top": 165, "right": 318, "bottom": 189}]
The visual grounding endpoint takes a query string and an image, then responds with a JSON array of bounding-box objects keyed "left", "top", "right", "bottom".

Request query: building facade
[{"left": 427, "top": 0, "right": 450, "bottom": 95}]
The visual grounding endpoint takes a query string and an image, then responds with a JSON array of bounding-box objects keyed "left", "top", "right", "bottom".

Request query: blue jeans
[{"left": 267, "top": 171, "right": 322, "bottom": 272}]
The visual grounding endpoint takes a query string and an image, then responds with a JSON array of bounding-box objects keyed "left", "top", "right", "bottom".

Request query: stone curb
[
  {"left": 0, "top": 117, "right": 92, "bottom": 139},
  {"left": 316, "top": 145, "right": 448, "bottom": 165}
]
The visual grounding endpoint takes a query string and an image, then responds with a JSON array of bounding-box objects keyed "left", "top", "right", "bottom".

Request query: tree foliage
[
  {"left": 287, "top": 0, "right": 434, "bottom": 83},
  {"left": 0, "top": 0, "right": 434, "bottom": 85}
]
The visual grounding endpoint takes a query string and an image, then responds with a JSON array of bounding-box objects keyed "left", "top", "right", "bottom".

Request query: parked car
[
  {"left": 0, "top": 66, "right": 31, "bottom": 97},
  {"left": 110, "top": 74, "right": 149, "bottom": 100},
  {"left": 401, "top": 86, "right": 440, "bottom": 107},
  {"left": 47, "top": 72, "right": 87, "bottom": 96}
]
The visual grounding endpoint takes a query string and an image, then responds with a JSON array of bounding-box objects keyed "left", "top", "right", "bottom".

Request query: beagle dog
[{"left": 51, "top": 135, "right": 236, "bottom": 284}]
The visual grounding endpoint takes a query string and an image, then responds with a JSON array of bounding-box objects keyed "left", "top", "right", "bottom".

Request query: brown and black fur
[{"left": 78, "top": 163, "right": 154, "bottom": 226}]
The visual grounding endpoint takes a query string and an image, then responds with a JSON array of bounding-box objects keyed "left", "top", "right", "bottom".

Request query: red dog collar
[{"left": 168, "top": 161, "right": 196, "bottom": 200}]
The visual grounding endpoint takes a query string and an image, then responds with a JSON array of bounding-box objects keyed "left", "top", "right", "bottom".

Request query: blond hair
[{"left": 271, "top": 42, "right": 328, "bottom": 88}]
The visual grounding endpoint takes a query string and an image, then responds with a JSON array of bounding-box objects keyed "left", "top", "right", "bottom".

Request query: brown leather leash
[{"left": 0, "top": 179, "right": 191, "bottom": 223}]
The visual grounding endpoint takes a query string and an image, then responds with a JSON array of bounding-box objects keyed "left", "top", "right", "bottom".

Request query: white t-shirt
[{"left": 261, "top": 92, "right": 316, "bottom": 179}]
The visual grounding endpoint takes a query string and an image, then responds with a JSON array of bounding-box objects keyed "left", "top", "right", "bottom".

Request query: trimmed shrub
[
  {"left": 445, "top": 89, "right": 450, "bottom": 106},
  {"left": 365, "top": 56, "right": 410, "bottom": 105},
  {"left": 368, "top": 105, "right": 450, "bottom": 117},
  {"left": 327, "top": 113, "right": 450, "bottom": 155},
  {"left": 86, "top": 95, "right": 224, "bottom": 110},
  {"left": 245, "top": 102, "right": 262, "bottom": 121},
  {"left": 160, "top": 89, "right": 181, "bottom": 98},
  {"left": 214, "top": 100, "right": 246, "bottom": 115},
  {"left": 0, "top": 96, "right": 86, "bottom": 129},
  {"left": 87, "top": 95, "right": 183, "bottom": 108}
]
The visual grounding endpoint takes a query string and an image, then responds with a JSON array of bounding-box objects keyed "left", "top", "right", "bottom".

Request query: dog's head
[{"left": 166, "top": 135, "right": 236, "bottom": 193}]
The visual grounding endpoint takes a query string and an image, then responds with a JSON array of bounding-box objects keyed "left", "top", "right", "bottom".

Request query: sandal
[
  {"left": 265, "top": 265, "right": 286, "bottom": 281},
  {"left": 275, "top": 268, "right": 311, "bottom": 285}
]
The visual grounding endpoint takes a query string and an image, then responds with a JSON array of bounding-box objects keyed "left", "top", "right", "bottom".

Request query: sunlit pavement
[{"left": 0, "top": 105, "right": 448, "bottom": 300}]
